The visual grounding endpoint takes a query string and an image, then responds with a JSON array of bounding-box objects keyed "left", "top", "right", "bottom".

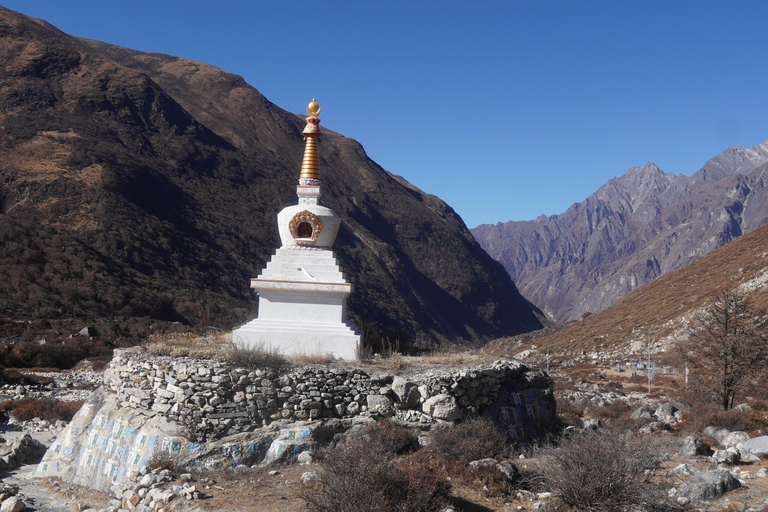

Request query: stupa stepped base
[
  {"left": 232, "top": 318, "right": 361, "bottom": 360},
  {"left": 258, "top": 247, "right": 349, "bottom": 283}
]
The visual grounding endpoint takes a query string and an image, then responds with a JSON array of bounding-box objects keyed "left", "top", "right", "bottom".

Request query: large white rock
[
  {"left": 422, "top": 394, "right": 462, "bottom": 421},
  {"left": 738, "top": 436, "right": 768, "bottom": 458}
]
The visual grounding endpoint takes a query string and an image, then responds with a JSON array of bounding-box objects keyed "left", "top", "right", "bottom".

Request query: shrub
[
  {"left": 679, "top": 402, "right": 766, "bottom": 434},
  {"left": 556, "top": 397, "right": 585, "bottom": 428},
  {"left": 225, "top": 341, "right": 292, "bottom": 373},
  {"left": 145, "top": 454, "right": 180, "bottom": 478},
  {"left": 300, "top": 432, "right": 449, "bottom": 512},
  {"left": 537, "top": 429, "right": 664, "bottom": 512},
  {"left": 427, "top": 417, "right": 508, "bottom": 468},
  {"left": 0, "top": 398, "right": 83, "bottom": 422},
  {"left": 586, "top": 401, "right": 634, "bottom": 430},
  {"left": 363, "top": 419, "right": 420, "bottom": 455}
]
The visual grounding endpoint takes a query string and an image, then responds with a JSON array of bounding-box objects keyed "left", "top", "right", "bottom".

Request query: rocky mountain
[
  {"left": 485, "top": 218, "right": 768, "bottom": 357},
  {"left": 0, "top": 6, "right": 542, "bottom": 347},
  {"left": 472, "top": 139, "right": 768, "bottom": 323}
]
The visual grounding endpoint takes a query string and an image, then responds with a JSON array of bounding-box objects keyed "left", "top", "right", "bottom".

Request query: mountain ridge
[
  {"left": 0, "top": 6, "right": 543, "bottom": 346},
  {"left": 472, "top": 139, "right": 768, "bottom": 323}
]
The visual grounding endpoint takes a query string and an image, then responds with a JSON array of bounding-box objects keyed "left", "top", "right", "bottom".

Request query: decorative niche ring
[{"left": 289, "top": 210, "right": 323, "bottom": 244}]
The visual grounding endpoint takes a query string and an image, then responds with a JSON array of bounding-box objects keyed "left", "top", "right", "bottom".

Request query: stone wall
[
  {"left": 35, "top": 348, "right": 556, "bottom": 493},
  {"left": 105, "top": 348, "right": 555, "bottom": 443}
]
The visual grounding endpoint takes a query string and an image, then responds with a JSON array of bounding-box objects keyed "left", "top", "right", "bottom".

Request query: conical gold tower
[{"left": 299, "top": 99, "right": 321, "bottom": 186}]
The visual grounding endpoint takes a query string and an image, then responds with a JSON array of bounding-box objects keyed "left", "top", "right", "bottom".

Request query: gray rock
[
  {"left": 422, "top": 394, "right": 462, "bottom": 421},
  {"left": 654, "top": 403, "right": 679, "bottom": 423},
  {"left": 297, "top": 451, "right": 313, "bottom": 465},
  {"left": 671, "top": 463, "right": 702, "bottom": 477},
  {"left": 722, "top": 431, "right": 750, "bottom": 448},
  {"left": 11, "top": 434, "right": 46, "bottom": 465},
  {"left": 674, "top": 469, "right": 741, "bottom": 503},
  {"left": 391, "top": 376, "right": 421, "bottom": 408},
  {"left": 366, "top": 394, "right": 393, "bottom": 412},
  {"left": 582, "top": 418, "right": 601, "bottom": 431},
  {"left": 0, "top": 497, "right": 25, "bottom": 512},
  {"left": 301, "top": 471, "right": 319, "bottom": 483},
  {"left": 703, "top": 426, "right": 731, "bottom": 444},
  {"left": 711, "top": 447, "right": 740, "bottom": 466},
  {"left": 680, "top": 436, "right": 713, "bottom": 457},
  {"left": 737, "top": 435, "right": 768, "bottom": 458},
  {"left": 495, "top": 460, "right": 517, "bottom": 482},
  {"left": 630, "top": 404, "right": 654, "bottom": 421}
]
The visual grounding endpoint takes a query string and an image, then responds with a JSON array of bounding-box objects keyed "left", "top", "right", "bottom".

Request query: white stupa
[{"left": 233, "top": 99, "right": 362, "bottom": 359}]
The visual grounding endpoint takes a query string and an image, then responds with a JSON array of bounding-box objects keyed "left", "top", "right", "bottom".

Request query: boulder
[
  {"left": 737, "top": 435, "right": 768, "bottom": 458},
  {"left": 11, "top": 434, "right": 46, "bottom": 465},
  {"left": 366, "top": 394, "right": 394, "bottom": 412},
  {"left": 673, "top": 469, "right": 741, "bottom": 503},
  {"left": 630, "top": 404, "right": 654, "bottom": 421},
  {"left": 711, "top": 447, "right": 740, "bottom": 466},
  {"left": 680, "top": 436, "right": 713, "bottom": 457},
  {"left": 671, "top": 463, "right": 702, "bottom": 477},
  {"left": 722, "top": 431, "right": 750, "bottom": 448},
  {"left": 654, "top": 403, "right": 679, "bottom": 423},
  {"left": 0, "top": 497, "right": 25, "bottom": 512},
  {"left": 422, "top": 394, "right": 462, "bottom": 421},
  {"left": 468, "top": 458, "right": 517, "bottom": 482},
  {"left": 391, "top": 377, "right": 421, "bottom": 408},
  {"left": 703, "top": 426, "right": 731, "bottom": 444}
]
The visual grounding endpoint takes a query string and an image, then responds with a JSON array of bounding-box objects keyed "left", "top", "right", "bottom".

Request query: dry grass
[
  {"left": 0, "top": 398, "right": 84, "bottom": 422},
  {"left": 291, "top": 353, "right": 336, "bottom": 365},
  {"left": 144, "top": 331, "right": 229, "bottom": 359}
]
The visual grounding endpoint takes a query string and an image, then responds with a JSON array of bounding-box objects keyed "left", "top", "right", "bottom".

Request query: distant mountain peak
[{"left": 472, "top": 138, "right": 768, "bottom": 323}]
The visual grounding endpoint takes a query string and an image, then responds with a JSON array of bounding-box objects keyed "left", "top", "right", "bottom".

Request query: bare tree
[{"left": 678, "top": 289, "right": 768, "bottom": 409}]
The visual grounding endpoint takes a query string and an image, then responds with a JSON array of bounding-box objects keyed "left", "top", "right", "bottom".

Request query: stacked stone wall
[{"left": 107, "top": 348, "right": 556, "bottom": 443}]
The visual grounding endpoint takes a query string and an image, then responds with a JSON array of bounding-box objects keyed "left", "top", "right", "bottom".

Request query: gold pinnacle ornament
[{"left": 299, "top": 99, "right": 321, "bottom": 186}]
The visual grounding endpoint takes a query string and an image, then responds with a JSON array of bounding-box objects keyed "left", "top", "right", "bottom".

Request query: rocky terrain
[
  {"left": 472, "top": 139, "right": 768, "bottom": 323},
  {"left": 0, "top": 5, "right": 541, "bottom": 350},
  {"left": 4, "top": 354, "right": 768, "bottom": 511}
]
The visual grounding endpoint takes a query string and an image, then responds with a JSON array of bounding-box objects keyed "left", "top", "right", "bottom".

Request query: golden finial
[{"left": 307, "top": 99, "right": 321, "bottom": 117}]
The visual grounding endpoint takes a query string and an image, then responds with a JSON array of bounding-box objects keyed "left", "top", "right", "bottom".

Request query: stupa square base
[{"left": 232, "top": 319, "right": 361, "bottom": 360}]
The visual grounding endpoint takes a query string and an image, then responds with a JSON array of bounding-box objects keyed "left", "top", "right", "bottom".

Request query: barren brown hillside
[
  {"left": 0, "top": 6, "right": 542, "bottom": 349},
  {"left": 486, "top": 221, "right": 768, "bottom": 356}
]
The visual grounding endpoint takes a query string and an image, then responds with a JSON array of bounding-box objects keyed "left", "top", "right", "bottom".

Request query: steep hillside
[
  {"left": 472, "top": 140, "right": 768, "bottom": 323},
  {"left": 485, "top": 220, "right": 768, "bottom": 357},
  {"left": 0, "top": 6, "right": 542, "bottom": 346}
]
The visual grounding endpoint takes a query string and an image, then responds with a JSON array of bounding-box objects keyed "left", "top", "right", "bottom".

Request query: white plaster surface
[{"left": 234, "top": 242, "right": 361, "bottom": 360}]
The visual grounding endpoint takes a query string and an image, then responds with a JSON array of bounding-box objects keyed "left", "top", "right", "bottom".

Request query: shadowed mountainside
[
  {"left": 472, "top": 141, "right": 768, "bottom": 323},
  {"left": 0, "top": 6, "right": 543, "bottom": 346}
]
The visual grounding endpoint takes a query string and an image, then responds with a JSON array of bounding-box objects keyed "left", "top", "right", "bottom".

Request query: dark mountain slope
[
  {"left": 472, "top": 140, "right": 768, "bottom": 323},
  {"left": 0, "top": 6, "right": 542, "bottom": 345}
]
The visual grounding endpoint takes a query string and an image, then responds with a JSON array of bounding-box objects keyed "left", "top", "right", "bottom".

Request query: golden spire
[{"left": 299, "top": 98, "right": 321, "bottom": 186}]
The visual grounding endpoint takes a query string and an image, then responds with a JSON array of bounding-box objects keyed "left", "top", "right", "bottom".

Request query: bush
[
  {"left": 225, "top": 341, "right": 292, "bottom": 374},
  {"left": 301, "top": 432, "right": 449, "bottom": 512},
  {"left": 145, "top": 454, "right": 180, "bottom": 478},
  {"left": 537, "top": 429, "right": 664, "bottom": 512},
  {"left": 427, "top": 417, "right": 508, "bottom": 468},
  {"left": 679, "top": 402, "right": 766, "bottom": 434},
  {"left": 556, "top": 397, "right": 585, "bottom": 428},
  {"left": 0, "top": 398, "right": 83, "bottom": 422},
  {"left": 363, "top": 419, "right": 420, "bottom": 455}
]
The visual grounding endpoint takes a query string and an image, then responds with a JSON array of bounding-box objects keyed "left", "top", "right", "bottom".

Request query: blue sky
[{"left": 3, "top": 1, "right": 768, "bottom": 227}]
